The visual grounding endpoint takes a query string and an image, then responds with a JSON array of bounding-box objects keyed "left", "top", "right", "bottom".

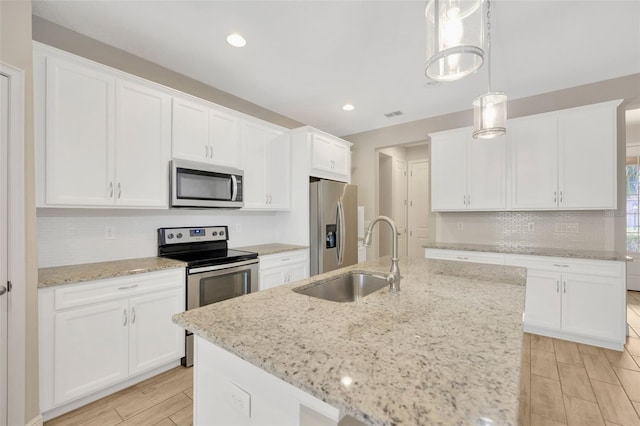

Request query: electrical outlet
[
  {"left": 527, "top": 223, "right": 535, "bottom": 232},
  {"left": 104, "top": 226, "right": 115, "bottom": 240},
  {"left": 457, "top": 222, "right": 464, "bottom": 231},
  {"left": 566, "top": 223, "right": 579, "bottom": 233}
]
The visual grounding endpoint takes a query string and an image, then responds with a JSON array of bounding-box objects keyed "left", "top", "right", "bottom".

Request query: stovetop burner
[{"left": 157, "top": 226, "right": 258, "bottom": 268}]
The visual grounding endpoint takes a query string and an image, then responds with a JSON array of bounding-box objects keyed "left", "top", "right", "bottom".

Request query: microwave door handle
[{"left": 231, "top": 175, "right": 238, "bottom": 201}]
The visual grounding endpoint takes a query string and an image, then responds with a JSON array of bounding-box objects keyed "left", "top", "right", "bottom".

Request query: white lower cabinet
[
  {"left": 424, "top": 248, "right": 626, "bottom": 350},
  {"left": 194, "top": 336, "right": 340, "bottom": 426},
  {"left": 39, "top": 269, "right": 185, "bottom": 417},
  {"left": 259, "top": 249, "right": 309, "bottom": 291}
]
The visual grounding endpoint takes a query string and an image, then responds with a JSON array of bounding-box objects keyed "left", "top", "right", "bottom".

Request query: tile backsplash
[
  {"left": 436, "top": 210, "right": 620, "bottom": 252},
  {"left": 37, "top": 209, "right": 283, "bottom": 267}
]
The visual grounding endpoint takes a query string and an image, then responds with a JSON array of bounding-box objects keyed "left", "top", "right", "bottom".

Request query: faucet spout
[{"left": 363, "top": 216, "right": 401, "bottom": 292}]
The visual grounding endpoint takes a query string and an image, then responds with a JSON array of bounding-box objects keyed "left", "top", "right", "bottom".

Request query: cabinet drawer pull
[
  {"left": 118, "top": 284, "right": 138, "bottom": 290},
  {"left": 281, "top": 258, "right": 290, "bottom": 262},
  {"left": 456, "top": 256, "right": 468, "bottom": 260},
  {"left": 123, "top": 308, "right": 127, "bottom": 326},
  {"left": 553, "top": 264, "right": 569, "bottom": 268}
]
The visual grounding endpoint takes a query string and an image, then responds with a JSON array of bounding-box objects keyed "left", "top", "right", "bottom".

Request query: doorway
[
  {"left": 378, "top": 152, "right": 393, "bottom": 257},
  {"left": 626, "top": 108, "right": 640, "bottom": 291}
]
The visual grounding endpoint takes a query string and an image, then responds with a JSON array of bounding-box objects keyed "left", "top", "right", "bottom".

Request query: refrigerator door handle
[{"left": 337, "top": 200, "right": 346, "bottom": 265}]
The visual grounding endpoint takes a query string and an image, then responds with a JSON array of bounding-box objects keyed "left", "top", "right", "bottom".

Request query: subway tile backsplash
[{"left": 436, "top": 210, "right": 619, "bottom": 252}]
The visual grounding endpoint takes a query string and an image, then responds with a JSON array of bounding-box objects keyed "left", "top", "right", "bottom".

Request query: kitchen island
[{"left": 173, "top": 257, "right": 527, "bottom": 426}]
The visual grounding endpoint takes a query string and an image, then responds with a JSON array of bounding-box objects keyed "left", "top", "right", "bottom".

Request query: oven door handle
[{"left": 189, "top": 259, "right": 258, "bottom": 274}]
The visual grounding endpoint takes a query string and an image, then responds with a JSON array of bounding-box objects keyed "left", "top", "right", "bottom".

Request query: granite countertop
[
  {"left": 424, "top": 241, "right": 630, "bottom": 262},
  {"left": 38, "top": 257, "right": 187, "bottom": 288},
  {"left": 173, "top": 257, "right": 526, "bottom": 426},
  {"left": 234, "top": 243, "right": 309, "bottom": 256}
]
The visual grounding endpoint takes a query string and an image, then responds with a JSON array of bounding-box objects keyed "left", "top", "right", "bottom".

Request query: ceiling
[{"left": 32, "top": 1, "right": 640, "bottom": 137}]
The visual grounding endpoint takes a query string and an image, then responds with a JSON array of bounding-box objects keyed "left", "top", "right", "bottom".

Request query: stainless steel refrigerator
[{"left": 310, "top": 180, "right": 358, "bottom": 276}]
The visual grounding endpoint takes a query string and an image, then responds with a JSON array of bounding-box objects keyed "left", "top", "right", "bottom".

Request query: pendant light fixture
[
  {"left": 472, "top": 0, "right": 507, "bottom": 139},
  {"left": 425, "top": 0, "right": 484, "bottom": 82}
]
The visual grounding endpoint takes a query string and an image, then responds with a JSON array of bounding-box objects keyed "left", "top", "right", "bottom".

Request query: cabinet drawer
[
  {"left": 424, "top": 249, "right": 505, "bottom": 265},
  {"left": 54, "top": 268, "right": 184, "bottom": 311},
  {"left": 505, "top": 255, "right": 623, "bottom": 278},
  {"left": 259, "top": 250, "right": 308, "bottom": 271}
]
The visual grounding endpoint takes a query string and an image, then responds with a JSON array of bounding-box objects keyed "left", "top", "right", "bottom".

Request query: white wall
[{"left": 37, "top": 209, "right": 284, "bottom": 267}]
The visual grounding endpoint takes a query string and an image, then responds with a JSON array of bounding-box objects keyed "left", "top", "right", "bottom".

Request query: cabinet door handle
[
  {"left": 553, "top": 264, "right": 569, "bottom": 268},
  {"left": 556, "top": 280, "right": 559, "bottom": 293},
  {"left": 463, "top": 195, "right": 466, "bottom": 206},
  {"left": 117, "top": 183, "right": 122, "bottom": 199},
  {"left": 131, "top": 307, "right": 136, "bottom": 324},
  {"left": 563, "top": 281, "right": 567, "bottom": 294},
  {"left": 560, "top": 191, "right": 563, "bottom": 203},
  {"left": 467, "top": 194, "right": 470, "bottom": 206},
  {"left": 109, "top": 182, "right": 114, "bottom": 198},
  {"left": 554, "top": 191, "right": 557, "bottom": 203},
  {"left": 123, "top": 309, "right": 128, "bottom": 326},
  {"left": 118, "top": 284, "right": 138, "bottom": 290}
]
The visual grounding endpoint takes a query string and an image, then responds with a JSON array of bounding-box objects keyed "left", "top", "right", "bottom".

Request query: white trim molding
[
  {"left": 25, "top": 415, "right": 43, "bottom": 426},
  {"left": 0, "top": 62, "right": 28, "bottom": 426}
]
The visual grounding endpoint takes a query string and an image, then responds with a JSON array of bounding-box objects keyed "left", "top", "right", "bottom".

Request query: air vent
[{"left": 384, "top": 111, "right": 403, "bottom": 118}]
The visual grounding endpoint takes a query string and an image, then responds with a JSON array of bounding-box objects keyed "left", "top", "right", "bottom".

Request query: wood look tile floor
[{"left": 47, "top": 291, "right": 640, "bottom": 426}]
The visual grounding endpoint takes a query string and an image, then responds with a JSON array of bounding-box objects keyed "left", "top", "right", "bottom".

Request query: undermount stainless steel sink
[{"left": 293, "top": 272, "right": 389, "bottom": 302}]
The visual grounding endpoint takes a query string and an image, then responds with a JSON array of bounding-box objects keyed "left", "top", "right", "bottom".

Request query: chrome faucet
[{"left": 363, "top": 216, "right": 401, "bottom": 292}]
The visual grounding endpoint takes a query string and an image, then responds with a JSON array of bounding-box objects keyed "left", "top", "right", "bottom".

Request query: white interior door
[
  {"left": 0, "top": 73, "right": 9, "bottom": 426},
  {"left": 394, "top": 160, "right": 408, "bottom": 258},
  {"left": 408, "top": 161, "right": 430, "bottom": 260}
]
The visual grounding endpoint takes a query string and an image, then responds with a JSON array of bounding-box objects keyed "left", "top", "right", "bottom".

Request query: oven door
[{"left": 186, "top": 259, "right": 259, "bottom": 310}]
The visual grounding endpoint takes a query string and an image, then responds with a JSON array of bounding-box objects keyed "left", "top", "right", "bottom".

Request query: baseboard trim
[{"left": 25, "top": 415, "right": 44, "bottom": 426}]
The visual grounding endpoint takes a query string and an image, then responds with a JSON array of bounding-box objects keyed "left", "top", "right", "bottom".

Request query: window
[{"left": 627, "top": 160, "right": 640, "bottom": 252}]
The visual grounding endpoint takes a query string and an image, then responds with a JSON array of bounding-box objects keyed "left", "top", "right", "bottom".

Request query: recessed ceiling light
[
  {"left": 226, "top": 33, "right": 247, "bottom": 48},
  {"left": 342, "top": 104, "right": 355, "bottom": 111}
]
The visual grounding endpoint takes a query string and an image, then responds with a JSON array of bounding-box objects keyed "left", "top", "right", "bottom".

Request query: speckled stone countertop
[
  {"left": 38, "top": 257, "right": 186, "bottom": 288},
  {"left": 234, "top": 243, "right": 308, "bottom": 256},
  {"left": 173, "top": 257, "right": 526, "bottom": 426},
  {"left": 424, "top": 241, "right": 630, "bottom": 262}
]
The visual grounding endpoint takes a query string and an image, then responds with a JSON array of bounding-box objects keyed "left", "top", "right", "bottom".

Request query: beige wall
[
  {"left": 0, "top": 0, "right": 39, "bottom": 422},
  {"left": 346, "top": 74, "right": 640, "bottom": 255},
  {"left": 32, "top": 16, "right": 303, "bottom": 130}
]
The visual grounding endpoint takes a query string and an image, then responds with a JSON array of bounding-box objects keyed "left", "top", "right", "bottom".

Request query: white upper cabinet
[
  {"left": 172, "top": 96, "right": 241, "bottom": 169},
  {"left": 309, "top": 131, "right": 352, "bottom": 183},
  {"left": 115, "top": 79, "right": 171, "bottom": 207},
  {"left": 36, "top": 44, "right": 171, "bottom": 208},
  {"left": 44, "top": 56, "right": 116, "bottom": 206},
  {"left": 511, "top": 100, "right": 620, "bottom": 210},
  {"left": 241, "top": 120, "right": 290, "bottom": 210},
  {"left": 431, "top": 127, "right": 506, "bottom": 211}
]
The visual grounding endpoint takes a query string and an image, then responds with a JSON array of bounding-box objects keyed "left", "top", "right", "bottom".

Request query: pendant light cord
[{"left": 487, "top": 0, "right": 492, "bottom": 93}]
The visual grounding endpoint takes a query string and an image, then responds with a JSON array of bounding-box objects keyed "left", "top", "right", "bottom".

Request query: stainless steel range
[{"left": 158, "top": 225, "right": 258, "bottom": 367}]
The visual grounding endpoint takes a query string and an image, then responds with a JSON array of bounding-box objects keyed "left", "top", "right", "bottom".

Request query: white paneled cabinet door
[
  {"left": 128, "top": 288, "right": 185, "bottom": 375},
  {"left": 45, "top": 56, "right": 115, "bottom": 205},
  {"left": 54, "top": 299, "right": 129, "bottom": 405},
  {"left": 430, "top": 129, "right": 467, "bottom": 210},
  {"left": 467, "top": 135, "right": 507, "bottom": 209},
  {"left": 115, "top": 80, "right": 171, "bottom": 207},
  {"left": 241, "top": 121, "right": 269, "bottom": 209},
  {"left": 561, "top": 273, "right": 623, "bottom": 341},
  {"left": 287, "top": 262, "right": 308, "bottom": 283},
  {"left": 510, "top": 115, "right": 559, "bottom": 209},
  {"left": 559, "top": 105, "right": 617, "bottom": 209},
  {"left": 523, "top": 270, "right": 562, "bottom": 330},
  {"left": 172, "top": 97, "right": 210, "bottom": 163},
  {"left": 260, "top": 269, "right": 286, "bottom": 291},
  {"left": 268, "top": 131, "right": 290, "bottom": 209},
  {"left": 209, "top": 108, "right": 240, "bottom": 168}
]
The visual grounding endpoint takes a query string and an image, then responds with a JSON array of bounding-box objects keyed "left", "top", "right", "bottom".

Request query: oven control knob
[
  {"left": 212, "top": 231, "right": 218, "bottom": 236},
  {"left": 167, "top": 233, "right": 174, "bottom": 240},
  {"left": 176, "top": 233, "right": 183, "bottom": 239},
  {"left": 220, "top": 230, "right": 225, "bottom": 236}
]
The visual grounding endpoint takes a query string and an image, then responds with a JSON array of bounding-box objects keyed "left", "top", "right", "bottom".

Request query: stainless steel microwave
[{"left": 170, "top": 159, "right": 244, "bottom": 208}]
